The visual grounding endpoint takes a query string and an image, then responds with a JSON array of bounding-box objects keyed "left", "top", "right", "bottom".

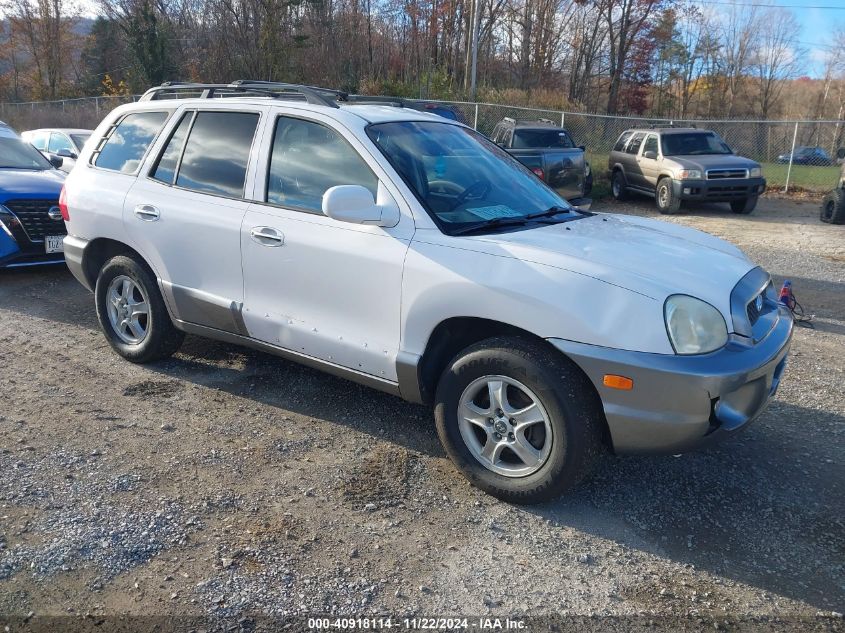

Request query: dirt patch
[
  {"left": 121, "top": 380, "right": 182, "bottom": 398},
  {"left": 341, "top": 445, "right": 419, "bottom": 507}
]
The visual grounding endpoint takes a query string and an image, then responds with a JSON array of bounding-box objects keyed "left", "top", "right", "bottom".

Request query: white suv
[{"left": 62, "top": 82, "right": 792, "bottom": 503}]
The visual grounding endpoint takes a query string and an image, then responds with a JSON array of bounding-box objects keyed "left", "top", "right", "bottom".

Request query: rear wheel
[
  {"left": 820, "top": 189, "right": 845, "bottom": 224},
  {"left": 611, "top": 170, "right": 628, "bottom": 201},
  {"left": 95, "top": 255, "right": 184, "bottom": 363},
  {"left": 730, "top": 196, "right": 758, "bottom": 215},
  {"left": 656, "top": 177, "right": 681, "bottom": 214},
  {"left": 434, "top": 336, "right": 604, "bottom": 504}
]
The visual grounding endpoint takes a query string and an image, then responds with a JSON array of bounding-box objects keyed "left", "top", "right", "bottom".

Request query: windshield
[
  {"left": 0, "top": 137, "right": 54, "bottom": 170},
  {"left": 366, "top": 121, "right": 578, "bottom": 233},
  {"left": 661, "top": 132, "right": 732, "bottom": 156},
  {"left": 71, "top": 133, "right": 91, "bottom": 149},
  {"left": 512, "top": 129, "right": 574, "bottom": 149}
]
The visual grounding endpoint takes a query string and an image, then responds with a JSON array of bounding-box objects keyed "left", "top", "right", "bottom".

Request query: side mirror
[
  {"left": 322, "top": 184, "right": 399, "bottom": 227},
  {"left": 578, "top": 145, "right": 586, "bottom": 151},
  {"left": 643, "top": 150, "right": 657, "bottom": 160},
  {"left": 57, "top": 148, "right": 77, "bottom": 159},
  {"left": 49, "top": 155, "right": 63, "bottom": 169},
  {"left": 836, "top": 147, "right": 845, "bottom": 160}
]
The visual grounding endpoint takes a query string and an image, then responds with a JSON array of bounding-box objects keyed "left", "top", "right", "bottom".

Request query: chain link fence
[
  {"left": 0, "top": 95, "right": 137, "bottom": 133},
  {"left": 1, "top": 95, "right": 842, "bottom": 194}
]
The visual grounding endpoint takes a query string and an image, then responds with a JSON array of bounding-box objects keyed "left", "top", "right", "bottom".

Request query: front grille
[
  {"left": 3, "top": 199, "right": 63, "bottom": 241},
  {"left": 707, "top": 169, "right": 748, "bottom": 180}
]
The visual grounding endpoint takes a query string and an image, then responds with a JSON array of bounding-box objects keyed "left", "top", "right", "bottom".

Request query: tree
[
  {"left": 750, "top": 7, "right": 803, "bottom": 119},
  {"left": 598, "top": 0, "right": 665, "bottom": 114},
  {"left": 2, "top": 0, "right": 80, "bottom": 98}
]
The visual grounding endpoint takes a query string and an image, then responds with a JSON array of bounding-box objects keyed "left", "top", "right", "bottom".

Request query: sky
[{"left": 699, "top": 0, "right": 845, "bottom": 77}]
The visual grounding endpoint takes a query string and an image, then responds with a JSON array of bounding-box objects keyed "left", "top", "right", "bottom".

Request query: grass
[{"left": 586, "top": 152, "right": 838, "bottom": 197}]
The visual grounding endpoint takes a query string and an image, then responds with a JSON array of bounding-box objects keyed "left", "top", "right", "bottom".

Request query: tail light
[
  {"left": 59, "top": 185, "right": 69, "bottom": 221},
  {"left": 531, "top": 167, "right": 545, "bottom": 180}
]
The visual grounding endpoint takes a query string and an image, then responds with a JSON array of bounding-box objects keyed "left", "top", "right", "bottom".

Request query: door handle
[
  {"left": 133, "top": 204, "right": 160, "bottom": 221},
  {"left": 250, "top": 226, "right": 284, "bottom": 247}
]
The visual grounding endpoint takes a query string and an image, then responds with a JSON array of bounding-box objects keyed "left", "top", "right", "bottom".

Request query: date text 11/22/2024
[{"left": 307, "top": 617, "right": 527, "bottom": 629}]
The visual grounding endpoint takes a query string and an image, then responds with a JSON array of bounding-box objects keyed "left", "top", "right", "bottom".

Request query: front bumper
[
  {"left": 673, "top": 177, "right": 766, "bottom": 202},
  {"left": 549, "top": 306, "right": 793, "bottom": 454},
  {"left": 0, "top": 217, "right": 65, "bottom": 268}
]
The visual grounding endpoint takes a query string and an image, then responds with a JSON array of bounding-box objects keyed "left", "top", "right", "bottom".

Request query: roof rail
[
  {"left": 643, "top": 122, "right": 697, "bottom": 130},
  {"left": 338, "top": 94, "right": 406, "bottom": 107},
  {"left": 503, "top": 116, "right": 516, "bottom": 124},
  {"left": 138, "top": 80, "right": 343, "bottom": 108}
]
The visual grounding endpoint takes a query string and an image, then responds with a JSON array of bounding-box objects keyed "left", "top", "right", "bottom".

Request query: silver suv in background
[{"left": 608, "top": 127, "right": 766, "bottom": 215}]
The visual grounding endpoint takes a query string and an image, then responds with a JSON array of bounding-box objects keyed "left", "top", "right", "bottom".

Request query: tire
[
  {"left": 820, "top": 189, "right": 845, "bottom": 224},
  {"left": 95, "top": 254, "right": 184, "bottom": 363},
  {"left": 611, "top": 170, "right": 628, "bottom": 201},
  {"left": 434, "top": 336, "right": 604, "bottom": 504},
  {"left": 730, "top": 196, "right": 758, "bottom": 215},
  {"left": 656, "top": 177, "right": 681, "bottom": 214}
]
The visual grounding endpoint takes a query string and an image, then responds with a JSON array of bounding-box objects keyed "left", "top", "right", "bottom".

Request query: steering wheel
[
  {"left": 428, "top": 180, "right": 463, "bottom": 195},
  {"left": 451, "top": 179, "right": 492, "bottom": 210}
]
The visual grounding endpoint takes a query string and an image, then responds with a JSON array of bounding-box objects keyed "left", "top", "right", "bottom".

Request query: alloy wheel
[
  {"left": 106, "top": 275, "right": 149, "bottom": 345},
  {"left": 457, "top": 375, "right": 553, "bottom": 477}
]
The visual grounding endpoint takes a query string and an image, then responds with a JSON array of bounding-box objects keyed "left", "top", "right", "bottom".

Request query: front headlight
[
  {"left": 664, "top": 295, "right": 728, "bottom": 355},
  {"left": 676, "top": 169, "right": 702, "bottom": 180},
  {"left": 750, "top": 167, "right": 762, "bottom": 178}
]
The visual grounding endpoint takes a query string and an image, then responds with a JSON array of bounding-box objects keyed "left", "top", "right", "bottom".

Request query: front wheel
[
  {"left": 95, "top": 254, "right": 184, "bottom": 363},
  {"left": 730, "top": 196, "right": 758, "bottom": 214},
  {"left": 434, "top": 336, "right": 604, "bottom": 504},
  {"left": 656, "top": 177, "right": 681, "bottom": 214}
]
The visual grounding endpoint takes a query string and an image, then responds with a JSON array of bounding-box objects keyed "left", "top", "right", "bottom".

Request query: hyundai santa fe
[{"left": 61, "top": 82, "right": 793, "bottom": 503}]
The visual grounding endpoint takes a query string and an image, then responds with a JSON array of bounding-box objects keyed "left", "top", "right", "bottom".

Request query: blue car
[{"left": 0, "top": 137, "right": 67, "bottom": 268}]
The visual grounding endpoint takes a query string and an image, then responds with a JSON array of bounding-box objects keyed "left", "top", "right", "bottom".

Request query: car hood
[
  {"left": 0, "top": 168, "right": 65, "bottom": 201},
  {"left": 665, "top": 154, "right": 759, "bottom": 171},
  {"left": 461, "top": 213, "right": 756, "bottom": 324}
]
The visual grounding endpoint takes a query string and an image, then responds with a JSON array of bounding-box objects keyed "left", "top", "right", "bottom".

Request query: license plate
[{"left": 45, "top": 235, "right": 64, "bottom": 253}]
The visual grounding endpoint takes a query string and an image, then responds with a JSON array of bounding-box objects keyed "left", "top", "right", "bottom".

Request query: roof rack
[
  {"left": 643, "top": 123, "right": 697, "bottom": 130},
  {"left": 139, "top": 80, "right": 345, "bottom": 108}
]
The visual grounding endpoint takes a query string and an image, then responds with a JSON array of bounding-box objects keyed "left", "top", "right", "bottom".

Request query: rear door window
[
  {"left": 94, "top": 111, "right": 169, "bottom": 174},
  {"left": 266, "top": 116, "right": 377, "bottom": 213},
  {"left": 625, "top": 133, "right": 645, "bottom": 155},
  {"left": 176, "top": 111, "right": 259, "bottom": 198}
]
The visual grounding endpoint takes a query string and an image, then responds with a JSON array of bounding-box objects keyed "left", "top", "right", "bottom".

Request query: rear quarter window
[
  {"left": 613, "top": 131, "right": 633, "bottom": 152},
  {"left": 94, "top": 111, "right": 170, "bottom": 174}
]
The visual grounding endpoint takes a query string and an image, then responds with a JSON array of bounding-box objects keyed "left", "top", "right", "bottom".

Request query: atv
[{"left": 820, "top": 148, "right": 845, "bottom": 224}]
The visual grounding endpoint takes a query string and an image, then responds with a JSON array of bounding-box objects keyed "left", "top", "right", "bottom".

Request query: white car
[
  {"left": 22, "top": 128, "right": 93, "bottom": 173},
  {"left": 61, "top": 82, "right": 792, "bottom": 503}
]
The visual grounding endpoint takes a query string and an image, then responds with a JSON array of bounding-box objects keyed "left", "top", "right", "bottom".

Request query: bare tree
[{"left": 750, "top": 7, "right": 803, "bottom": 119}]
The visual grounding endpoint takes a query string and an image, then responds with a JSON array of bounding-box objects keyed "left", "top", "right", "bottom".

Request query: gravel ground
[{"left": 0, "top": 196, "right": 843, "bottom": 632}]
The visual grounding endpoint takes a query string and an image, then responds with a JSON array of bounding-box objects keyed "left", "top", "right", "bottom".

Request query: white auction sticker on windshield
[{"left": 467, "top": 205, "right": 523, "bottom": 220}]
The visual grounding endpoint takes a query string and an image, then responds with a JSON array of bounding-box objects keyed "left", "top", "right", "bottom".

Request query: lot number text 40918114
[{"left": 307, "top": 617, "right": 527, "bottom": 630}]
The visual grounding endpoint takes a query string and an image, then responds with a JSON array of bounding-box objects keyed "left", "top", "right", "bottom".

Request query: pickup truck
[{"left": 490, "top": 117, "right": 592, "bottom": 206}]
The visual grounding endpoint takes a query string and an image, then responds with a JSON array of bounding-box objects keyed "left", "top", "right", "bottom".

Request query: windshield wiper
[
  {"left": 524, "top": 205, "right": 573, "bottom": 220},
  {"left": 450, "top": 206, "right": 574, "bottom": 236},
  {"left": 449, "top": 216, "right": 532, "bottom": 236}
]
